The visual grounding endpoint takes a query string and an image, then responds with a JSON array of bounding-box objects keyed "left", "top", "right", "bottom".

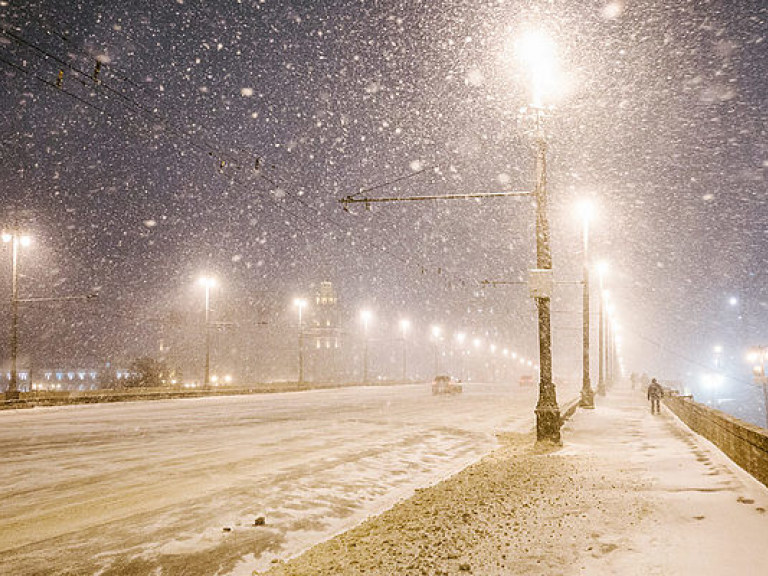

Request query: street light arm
[
  {"left": 15, "top": 293, "right": 99, "bottom": 303},
  {"left": 340, "top": 190, "right": 532, "bottom": 208}
]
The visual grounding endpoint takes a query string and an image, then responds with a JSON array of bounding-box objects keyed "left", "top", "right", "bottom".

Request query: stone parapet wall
[{"left": 664, "top": 394, "right": 768, "bottom": 488}]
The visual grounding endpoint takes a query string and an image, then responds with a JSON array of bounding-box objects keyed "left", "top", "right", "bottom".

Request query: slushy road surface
[{"left": 0, "top": 381, "right": 575, "bottom": 575}]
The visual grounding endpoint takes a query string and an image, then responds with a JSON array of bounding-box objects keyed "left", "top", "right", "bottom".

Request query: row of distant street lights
[{"left": 296, "top": 299, "right": 540, "bottom": 386}]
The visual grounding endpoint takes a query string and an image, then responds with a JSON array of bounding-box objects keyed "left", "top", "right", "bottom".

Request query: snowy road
[{"left": 0, "top": 382, "right": 575, "bottom": 575}]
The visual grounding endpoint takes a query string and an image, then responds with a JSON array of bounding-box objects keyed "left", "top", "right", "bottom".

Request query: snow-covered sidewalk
[{"left": 263, "top": 386, "right": 768, "bottom": 575}]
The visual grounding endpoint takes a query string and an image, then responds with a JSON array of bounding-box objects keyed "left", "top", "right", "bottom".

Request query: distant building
[
  {"left": 306, "top": 281, "right": 342, "bottom": 381},
  {"left": 0, "top": 367, "right": 132, "bottom": 392}
]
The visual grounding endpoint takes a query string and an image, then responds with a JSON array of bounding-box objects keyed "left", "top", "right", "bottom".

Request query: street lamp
[
  {"left": 747, "top": 346, "right": 768, "bottom": 428},
  {"left": 515, "top": 29, "right": 561, "bottom": 109},
  {"left": 517, "top": 28, "right": 562, "bottom": 442},
  {"left": 431, "top": 325, "right": 442, "bottom": 375},
  {"left": 606, "top": 302, "right": 616, "bottom": 387},
  {"left": 2, "top": 229, "right": 31, "bottom": 400},
  {"left": 294, "top": 298, "right": 307, "bottom": 385},
  {"left": 360, "top": 310, "right": 372, "bottom": 383},
  {"left": 577, "top": 200, "right": 595, "bottom": 408},
  {"left": 713, "top": 345, "right": 723, "bottom": 370},
  {"left": 198, "top": 276, "right": 216, "bottom": 388},
  {"left": 596, "top": 262, "right": 608, "bottom": 396},
  {"left": 399, "top": 319, "right": 410, "bottom": 381}
]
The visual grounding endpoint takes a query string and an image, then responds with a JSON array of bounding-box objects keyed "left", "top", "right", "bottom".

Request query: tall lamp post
[
  {"left": 748, "top": 346, "right": 768, "bottom": 428},
  {"left": 360, "top": 310, "right": 372, "bottom": 383},
  {"left": 578, "top": 200, "right": 595, "bottom": 408},
  {"left": 294, "top": 298, "right": 307, "bottom": 385},
  {"left": 2, "top": 229, "right": 31, "bottom": 400},
  {"left": 606, "top": 302, "right": 616, "bottom": 388},
  {"left": 517, "top": 30, "right": 561, "bottom": 442},
  {"left": 713, "top": 345, "right": 723, "bottom": 370},
  {"left": 198, "top": 276, "right": 216, "bottom": 388},
  {"left": 596, "top": 262, "right": 608, "bottom": 396},
  {"left": 399, "top": 319, "right": 410, "bottom": 382}
]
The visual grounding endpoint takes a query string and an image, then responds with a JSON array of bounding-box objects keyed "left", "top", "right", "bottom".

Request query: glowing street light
[
  {"left": 294, "top": 298, "right": 307, "bottom": 385},
  {"left": 516, "top": 29, "right": 560, "bottom": 109},
  {"left": 701, "top": 372, "right": 723, "bottom": 408},
  {"left": 399, "top": 318, "right": 410, "bottom": 381},
  {"left": 198, "top": 276, "right": 217, "bottom": 388},
  {"left": 713, "top": 345, "right": 723, "bottom": 370},
  {"left": 2, "top": 229, "right": 32, "bottom": 400}
]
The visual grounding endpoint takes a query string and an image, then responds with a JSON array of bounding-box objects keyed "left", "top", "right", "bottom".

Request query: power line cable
[
  {"left": 0, "top": 24, "right": 541, "bottom": 328},
  {"left": 0, "top": 25, "right": 243, "bottom": 168}
]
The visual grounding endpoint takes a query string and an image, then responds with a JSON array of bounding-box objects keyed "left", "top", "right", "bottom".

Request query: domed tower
[{"left": 308, "top": 281, "right": 341, "bottom": 381}]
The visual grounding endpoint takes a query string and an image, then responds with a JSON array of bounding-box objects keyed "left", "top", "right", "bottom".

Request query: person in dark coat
[{"left": 647, "top": 378, "right": 663, "bottom": 415}]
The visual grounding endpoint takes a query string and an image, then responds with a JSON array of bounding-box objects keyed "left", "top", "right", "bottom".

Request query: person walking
[{"left": 647, "top": 378, "right": 663, "bottom": 415}]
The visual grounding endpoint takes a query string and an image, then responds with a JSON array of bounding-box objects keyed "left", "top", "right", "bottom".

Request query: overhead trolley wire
[{"left": 0, "top": 22, "right": 535, "bottom": 319}]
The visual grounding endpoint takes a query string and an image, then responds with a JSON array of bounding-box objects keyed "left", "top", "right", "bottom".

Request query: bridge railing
[{"left": 664, "top": 392, "right": 768, "bottom": 489}]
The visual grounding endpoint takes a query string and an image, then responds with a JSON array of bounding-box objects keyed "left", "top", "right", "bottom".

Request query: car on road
[{"left": 432, "top": 375, "right": 462, "bottom": 395}]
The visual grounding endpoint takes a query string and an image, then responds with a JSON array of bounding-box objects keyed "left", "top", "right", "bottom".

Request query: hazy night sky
[{"left": 0, "top": 1, "right": 766, "bottom": 414}]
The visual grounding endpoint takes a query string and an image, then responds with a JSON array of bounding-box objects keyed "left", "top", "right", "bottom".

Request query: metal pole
[
  {"left": 363, "top": 321, "right": 369, "bottom": 383},
  {"left": 532, "top": 110, "right": 561, "bottom": 443},
  {"left": 606, "top": 317, "right": 612, "bottom": 388},
  {"left": 613, "top": 326, "right": 618, "bottom": 384},
  {"left": 608, "top": 320, "right": 614, "bottom": 387},
  {"left": 298, "top": 306, "right": 304, "bottom": 385},
  {"left": 597, "top": 273, "right": 606, "bottom": 396},
  {"left": 204, "top": 285, "right": 210, "bottom": 388},
  {"left": 580, "top": 218, "right": 594, "bottom": 408},
  {"left": 7, "top": 235, "right": 20, "bottom": 400},
  {"left": 401, "top": 334, "right": 407, "bottom": 382}
]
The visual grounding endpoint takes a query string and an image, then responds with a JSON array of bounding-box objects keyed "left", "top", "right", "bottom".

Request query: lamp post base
[
  {"left": 535, "top": 405, "right": 562, "bottom": 444},
  {"left": 580, "top": 386, "right": 595, "bottom": 409}
]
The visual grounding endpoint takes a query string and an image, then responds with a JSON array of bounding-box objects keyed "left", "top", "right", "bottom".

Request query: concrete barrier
[
  {"left": 1, "top": 381, "right": 426, "bottom": 409},
  {"left": 664, "top": 394, "right": 768, "bottom": 488}
]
